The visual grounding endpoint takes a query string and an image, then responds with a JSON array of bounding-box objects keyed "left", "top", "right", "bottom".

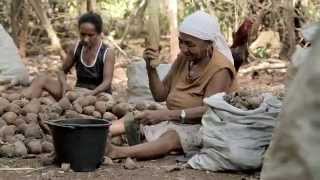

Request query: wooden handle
[{"left": 145, "top": 0, "right": 160, "bottom": 68}]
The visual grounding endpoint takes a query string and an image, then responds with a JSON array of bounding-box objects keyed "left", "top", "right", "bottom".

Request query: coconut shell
[
  {"left": 92, "top": 111, "right": 102, "bottom": 118},
  {"left": 0, "top": 97, "right": 10, "bottom": 114},
  {"left": 26, "top": 139, "right": 42, "bottom": 154},
  {"left": 66, "top": 91, "right": 80, "bottom": 102},
  {"left": 48, "top": 112, "right": 59, "bottom": 120},
  {"left": 58, "top": 97, "right": 72, "bottom": 110},
  {"left": 5, "top": 135, "right": 17, "bottom": 144},
  {"left": 48, "top": 103, "right": 63, "bottom": 115},
  {"left": 23, "top": 99, "right": 41, "bottom": 114},
  {"left": 64, "top": 110, "right": 80, "bottom": 118},
  {"left": 12, "top": 99, "right": 29, "bottom": 108},
  {"left": 0, "top": 144, "right": 15, "bottom": 157},
  {"left": 0, "top": 125, "right": 16, "bottom": 140},
  {"left": 95, "top": 101, "right": 108, "bottom": 114},
  {"left": 39, "top": 97, "right": 55, "bottom": 105},
  {"left": 25, "top": 113, "right": 38, "bottom": 124},
  {"left": 246, "top": 96, "right": 264, "bottom": 109},
  {"left": 0, "top": 97, "right": 10, "bottom": 105},
  {"left": 105, "top": 100, "right": 116, "bottom": 112},
  {"left": 0, "top": 118, "right": 7, "bottom": 128},
  {"left": 14, "top": 140, "right": 28, "bottom": 156},
  {"left": 41, "top": 141, "right": 54, "bottom": 153},
  {"left": 134, "top": 101, "right": 147, "bottom": 111},
  {"left": 73, "top": 103, "right": 83, "bottom": 113},
  {"left": 80, "top": 114, "right": 94, "bottom": 119},
  {"left": 97, "top": 93, "right": 112, "bottom": 102},
  {"left": 38, "top": 113, "right": 49, "bottom": 122},
  {"left": 14, "top": 117, "right": 26, "bottom": 127},
  {"left": 102, "top": 112, "right": 117, "bottom": 121},
  {"left": 112, "top": 103, "right": 133, "bottom": 118},
  {"left": 24, "top": 124, "right": 42, "bottom": 139},
  {"left": 147, "top": 102, "right": 164, "bottom": 110},
  {"left": 83, "top": 106, "right": 95, "bottom": 115},
  {"left": 76, "top": 95, "right": 97, "bottom": 107},
  {"left": 7, "top": 93, "right": 21, "bottom": 102},
  {"left": 6, "top": 103, "right": 22, "bottom": 114},
  {"left": 16, "top": 123, "right": 27, "bottom": 134},
  {"left": 2, "top": 112, "right": 18, "bottom": 125},
  {"left": 14, "top": 134, "right": 25, "bottom": 141}
]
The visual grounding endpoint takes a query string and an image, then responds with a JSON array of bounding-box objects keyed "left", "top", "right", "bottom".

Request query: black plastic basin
[{"left": 45, "top": 118, "right": 111, "bottom": 172}]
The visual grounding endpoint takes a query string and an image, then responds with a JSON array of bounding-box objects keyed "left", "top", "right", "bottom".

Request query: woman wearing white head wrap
[
  {"left": 107, "top": 11, "right": 237, "bottom": 160},
  {"left": 179, "top": 11, "right": 234, "bottom": 64}
]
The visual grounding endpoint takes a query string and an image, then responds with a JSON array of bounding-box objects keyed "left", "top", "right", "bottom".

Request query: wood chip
[
  {"left": 61, "top": 163, "right": 70, "bottom": 171},
  {"left": 123, "top": 157, "right": 139, "bottom": 170},
  {"left": 102, "top": 156, "right": 114, "bottom": 166}
]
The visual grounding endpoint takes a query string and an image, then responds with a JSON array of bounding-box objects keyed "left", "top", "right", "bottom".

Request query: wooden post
[
  {"left": 28, "top": 0, "right": 62, "bottom": 51},
  {"left": 87, "top": 0, "right": 96, "bottom": 12},
  {"left": 145, "top": 0, "right": 160, "bottom": 68}
]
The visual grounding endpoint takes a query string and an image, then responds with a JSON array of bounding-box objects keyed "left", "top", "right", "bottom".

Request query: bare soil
[{"left": 0, "top": 156, "right": 259, "bottom": 180}]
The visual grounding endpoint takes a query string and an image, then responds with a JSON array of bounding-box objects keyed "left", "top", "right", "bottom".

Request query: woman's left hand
[{"left": 135, "top": 110, "right": 171, "bottom": 125}]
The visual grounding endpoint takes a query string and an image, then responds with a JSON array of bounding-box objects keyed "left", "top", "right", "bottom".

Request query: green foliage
[
  {"left": 98, "top": 0, "right": 131, "bottom": 18},
  {"left": 304, "top": 0, "right": 320, "bottom": 22},
  {"left": 254, "top": 47, "right": 269, "bottom": 58}
]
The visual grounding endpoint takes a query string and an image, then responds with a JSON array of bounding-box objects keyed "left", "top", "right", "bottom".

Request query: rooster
[{"left": 231, "top": 18, "right": 254, "bottom": 71}]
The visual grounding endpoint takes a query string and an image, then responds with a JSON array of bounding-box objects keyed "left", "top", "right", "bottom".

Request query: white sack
[
  {"left": 127, "top": 60, "right": 171, "bottom": 103},
  {"left": 0, "top": 24, "right": 29, "bottom": 85},
  {"left": 188, "top": 93, "right": 281, "bottom": 171}
]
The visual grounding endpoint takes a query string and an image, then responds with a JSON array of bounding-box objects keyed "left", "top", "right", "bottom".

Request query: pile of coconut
[
  {"left": 0, "top": 90, "right": 164, "bottom": 158},
  {"left": 223, "top": 90, "right": 284, "bottom": 110}
]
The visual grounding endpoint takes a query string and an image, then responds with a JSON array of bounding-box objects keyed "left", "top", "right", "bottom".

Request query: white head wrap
[{"left": 179, "top": 11, "right": 234, "bottom": 64}]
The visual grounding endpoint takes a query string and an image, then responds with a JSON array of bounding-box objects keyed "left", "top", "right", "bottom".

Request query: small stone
[
  {"left": 14, "top": 140, "right": 28, "bottom": 156},
  {"left": 123, "top": 157, "right": 139, "bottom": 170},
  {"left": 61, "top": 163, "right": 70, "bottom": 171},
  {"left": 102, "top": 156, "right": 114, "bottom": 166},
  {"left": 162, "top": 165, "right": 183, "bottom": 172},
  {"left": 40, "top": 153, "right": 56, "bottom": 166}
]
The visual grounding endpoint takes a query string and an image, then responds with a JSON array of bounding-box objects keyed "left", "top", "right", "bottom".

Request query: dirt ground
[
  {"left": 0, "top": 41, "right": 286, "bottom": 180},
  {"left": 0, "top": 156, "right": 260, "bottom": 180}
]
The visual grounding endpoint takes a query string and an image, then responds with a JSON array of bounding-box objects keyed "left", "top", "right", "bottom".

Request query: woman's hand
[
  {"left": 135, "top": 110, "right": 172, "bottom": 125},
  {"left": 143, "top": 48, "right": 159, "bottom": 66}
]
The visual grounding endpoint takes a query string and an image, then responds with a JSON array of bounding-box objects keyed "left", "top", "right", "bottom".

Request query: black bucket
[{"left": 45, "top": 118, "right": 111, "bottom": 172}]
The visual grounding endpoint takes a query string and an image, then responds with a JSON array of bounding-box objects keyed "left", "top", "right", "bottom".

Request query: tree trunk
[
  {"left": 119, "top": 0, "right": 147, "bottom": 45},
  {"left": 87, "top": 0, "right": 96, "bottom": 12},
  {"left": 10, "top": 0, "right": 23, "bottom": 45},
  {"left": 280, "top": 0, "right": 296, "bottom": 59},
  {"left": 19, "top": 1, "right": 29, "bottom": 58},
  {"left": 145, "top": 0, "right": 160, "bottom": 68},
  {"left": 167, "top": 0, "right": 179, "bottom": 63},
  {"left": 28, "top": 0, "right": 64, "bottom": 56},
  {"left": 79, "top": 0, "right": 87, "bottom": 15}
]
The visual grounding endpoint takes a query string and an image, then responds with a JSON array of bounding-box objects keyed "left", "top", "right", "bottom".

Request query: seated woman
[
  {"left": 107, "top": 11, "right": 237, "bottom": 160},
  {"left": 23, "top": 12, "right": 115, "bottom": 100}
]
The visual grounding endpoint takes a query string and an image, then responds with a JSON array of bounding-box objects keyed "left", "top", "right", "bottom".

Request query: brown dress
[
  {"left": 165, "top": 49, "right": 237, "bottom": 110},
  {"left": 142, "top": 49, "right": 237, "bottom": 153}
]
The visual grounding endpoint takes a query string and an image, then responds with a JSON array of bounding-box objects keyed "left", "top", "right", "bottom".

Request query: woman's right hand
[{"left": 143, "top": 48, "right": 159, "bottom": 66}]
